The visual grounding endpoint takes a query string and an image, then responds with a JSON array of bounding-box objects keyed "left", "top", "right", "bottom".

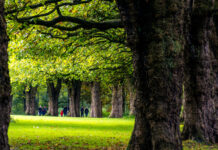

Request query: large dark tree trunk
[
  {"left": 0, "top": 1, "right": 12, "bottom": 149},
  {"left": 116, "top": 0, "right": 185, "bottom": 149},
  {"left": 65, "top": 79, "right": 81, "bottom": 117},
  {"left": 213, "top": 13, "right": 218, "bottom": 143},
  {"left": 182, "top": 1, "right": 218, "bottom": 143},
  {"left": 128, "top": 79, "right": 136, "bottom": 115},
  {"left": 47, "top": 79, "right": 62, "bottom": 116},
  {"left": 110, "top": 84, "right": 123, "bottom": 118},
  {"left": 25, "top": 86, "right": 37, "bottom": 115},
  {"left": 90, "top": 81, "right": 102, "bottom": 118}
]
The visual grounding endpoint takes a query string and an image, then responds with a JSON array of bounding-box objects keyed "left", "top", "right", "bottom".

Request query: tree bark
[
  {"left": 47, "top": 79, "right": 62, "bottom": 116},
  {"left": 25, "top": 86, "right": 37, "bottom": 115},
  {"left": 110, "top": 84, "right": 123, "bottom": 118},
  {"left": 116, "top": 0, "right": 185, "bottom": 149},
  {"left": 213, "top": 13, "right": 218, "bottom": 143},
  {"left": 66, "top": 79, "right": 81, "bottom": 117},
  {"left": 90, "top": 81, "right": 102, "bottom": 118},
  {"left": 182, "top": 1, "right": 218, "bottom": 143},
  {"left": 0, "top": 1, "right": 12, "bottom": 149}
]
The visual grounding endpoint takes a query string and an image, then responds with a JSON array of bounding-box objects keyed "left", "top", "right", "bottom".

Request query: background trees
[
  {"left": 6, "top": 0, "right": 133, "bottom": 119},
  {"left": 182, "top": 1, "right": 218, "bottom": 143}
]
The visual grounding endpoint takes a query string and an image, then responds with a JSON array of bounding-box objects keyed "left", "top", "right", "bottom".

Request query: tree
[
  {"left": 213, "top": 12, "right": 218, "bottom": 143},
  {"left": 65, "top": 79, "right": 81, "bottom": 117},
  {"left": 9, "top": 50, "right": 45, "bottom": 116},
  {"left": 0, "top": 0, "right": 11, "bottom": 149},
  {"left": 47, "top": 79, "right": 62, "bottom": 116},
  {"left": 116, "top": 0, "right": 185, "bottom": 149},
  {"left": 127, "top": 78, "right": 136, "bottom": 115},
  {"left": 90, "top": 81, "right": 102, "bottom": 118},
  {"left": 182, "top": 1, "right": 218, "bottom": 143},
  {"left": 25, "top": 85, "right": 37, "bottom": 115},
  {"left": 109, "top": 83, "right": 123, "bottom": 118}
]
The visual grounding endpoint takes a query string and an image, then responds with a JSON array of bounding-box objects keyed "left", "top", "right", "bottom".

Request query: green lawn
[{"left": 8, "top": 115, "right": 218, "bottom": 150}]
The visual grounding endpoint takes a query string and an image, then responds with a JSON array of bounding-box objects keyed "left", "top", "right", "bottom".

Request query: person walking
[
  {"left": 60, "top": 109, "right": 64, "bottom": 117},
  {"left": 85, "top": 108, "right": 89, "bottom": 117},
  {"left": 42, "top": 106, "right": 47, "bottom": 116},
  {"left": 38, "top": 105, "right": 42, "bottom": 116},
  {"left": 81, "top": 106, "right": 84, "bottom": 117},
  {"left": 63, "top": 107, "right": 68, "bottom": 116}
]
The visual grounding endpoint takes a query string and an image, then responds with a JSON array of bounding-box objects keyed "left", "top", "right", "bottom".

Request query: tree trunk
[
  {"left": 128, "top": 79, "right": 136, "bottom": 115},
  {"left": 213, "top": 13, "right": 218, "bottom": 143},
  {"left": 25, "top": 86, "right": 37, "bottom": 115},
  {"left": 47, "top": 79, "right": 62, "bottom": 116},
  {"left": 122, "top": 86, "right": 126, "bottom": 114},
  {"left": 182, "top": 1, "right": 218, "bottom": 143},
  {"left": 66, "top": 79, "right": 81, "bottom": 117},
  {"left": 116, "top": 0, "right": 185, "bottom": 149},
  {"left": 110, "top": 84, "right": 123, "bottom": 118},
  {"left": 91, "top": 81, "right": 102, "bottom": 118},
  {"left": 0, "top": 1, "right": 12, "bottom": 149},
  {"left": 22, "top": 88, "right": 26, "bottom": 112}
]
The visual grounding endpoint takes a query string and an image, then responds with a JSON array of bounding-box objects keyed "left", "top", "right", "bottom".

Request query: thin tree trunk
[
  {"left": 91, "top": 81, "right": 102, "bottom": 118},
  {"left": 35, "top": 91, "right": 39, "bottom": 112},
  {"left": 122, "top": 86, "right": 126, "bottom": 114},
  {"left": 128, "top": 79, "right": 136, "bottom": 115},
  {"left": 182, "top": 1, "right": 218, "bottom": 143},
  {"left": 0, "top": 1, "right": 12, "bottom": 149},
  {"left": 47, "top": 79, "right": 62, "bottom": 116},
  {"left": 110, "top": 84, "right": 123, "bottom": 118},
  {"left": 116, "top": 0, "right": 185, "bottom": 149},
  {"left": 23, "top": 89, "right": 26, "bottom": 112},
  {"left": 25, "top": 86, "right": 37, "bottom": 115},
  {"left": 66, "top": 79, "right": 81, "bottom": 117},
  {"left": 75, "top": 81, "right": 81, "bottom": 116}
]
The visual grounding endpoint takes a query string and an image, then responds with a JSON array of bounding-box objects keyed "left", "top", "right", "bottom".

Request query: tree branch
[
  {"left": 16, "top": 15, "right": 123, "bottom": 31},
  {"left": 6, "top": 0, "right": 91, "bottom": 15}
]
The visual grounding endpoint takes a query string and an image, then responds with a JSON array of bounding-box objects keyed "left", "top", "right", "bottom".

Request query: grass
[
  {"left": 9, "top": 115, "right": 134, "bottom": 149},
  {"left": 8, "top": 115, "right": 218, "bottom": 150}
]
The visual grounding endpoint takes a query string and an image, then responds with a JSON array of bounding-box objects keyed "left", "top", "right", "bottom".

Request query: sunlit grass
[
  {"left": 9, "top": 115, "right": 134, "bottom": 149},
  {"left": 8, "top": 115, "right": 218, "bottom": 149}
]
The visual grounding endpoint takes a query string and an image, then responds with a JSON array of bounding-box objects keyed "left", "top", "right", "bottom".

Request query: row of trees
[
  {"left": 12, "top": 78, "right": 137, "bottom": 118},
  {"left": 0, "top": 0, "right": 217, "bottom": 150}
]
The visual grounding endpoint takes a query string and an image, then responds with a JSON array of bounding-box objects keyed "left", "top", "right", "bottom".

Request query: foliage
[
  {"left": 7, "top": 0, "right": 132, "bottom": 116},
  {"left": 7, "top": 0, "right": 132, "bottom": 88}
]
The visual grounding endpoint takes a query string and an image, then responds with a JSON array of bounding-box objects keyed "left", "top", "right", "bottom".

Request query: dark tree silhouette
[
  {"left": 0, "top": 0, "right": 12, "bottom": 149},
  {"left": 116, "top": 0, "right": 185, "bottom": 149},
  {"left": 182, "top": 0, "right": 218, "bottom": 143}
]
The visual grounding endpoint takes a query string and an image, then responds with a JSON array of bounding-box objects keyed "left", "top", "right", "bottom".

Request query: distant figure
[
  {"left": 38, "top": 105, "right": 42, "bottom": 116},
  {"left": 60, "top": 109, "right": 64, "bottom": 117},
  {"left": 42, "top": 106, "right": 47, "bottom": 116},
  {"left": 85, "top": 108, "right": 89, "bottom": 117},
  {"left": 63, "top": 107, "right": 68, "bottom": 116},
  {"left": 81, "top": 106, "right": 84, "bottom": 117}
]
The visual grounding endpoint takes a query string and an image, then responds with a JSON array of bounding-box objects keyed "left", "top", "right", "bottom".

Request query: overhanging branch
[
  {"left": 6, "top": 0, "right": 91, "bottom": 15},
  {"left": 16, "top": 15, "right": 123, "bottom": 31}
]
